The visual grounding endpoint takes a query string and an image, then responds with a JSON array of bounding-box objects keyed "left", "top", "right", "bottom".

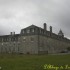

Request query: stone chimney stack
[
  {"left": 44, "top": 23, "right": 47, "bottom": 30},
  {"left": 10, "top": 32, "right": 12, "bottom": 35},
  {"left": 50, "top": 26, "right": 52, "bottom": 33},
  {"left": 13, "top": 32, "right": 15, "bottom": 35},
  {"left": 10, "top": 32, "right": 15, "bottom": 35}
]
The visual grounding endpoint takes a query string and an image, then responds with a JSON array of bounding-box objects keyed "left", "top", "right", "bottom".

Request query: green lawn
[{"left": 0, "top": 54, "right": 70, "bottom": 70}]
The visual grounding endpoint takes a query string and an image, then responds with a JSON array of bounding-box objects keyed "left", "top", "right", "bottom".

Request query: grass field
[{"left": 0, "top": 54, "right": 70, "bottom": 70}]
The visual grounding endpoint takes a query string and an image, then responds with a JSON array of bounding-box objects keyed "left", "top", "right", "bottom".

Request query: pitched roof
[{"left": 22, "top": 24, "right": 43, "bottom": 30}]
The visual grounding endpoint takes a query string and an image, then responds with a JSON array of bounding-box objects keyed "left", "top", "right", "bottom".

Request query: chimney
[
  {"left": 10, "top": 32, "right": 12, "bottom": 35},
  {"left": 44, "top": 23, "right": 47, "bottom": 30},
  {"left": 10, "top": 32, "right": 15, "bottom": 35},
  {"left": 50, "top": 26, "right": 52, "bottom": 33},
  {"left": 13, "top": 32, "right": 15, "bottom": 35}
]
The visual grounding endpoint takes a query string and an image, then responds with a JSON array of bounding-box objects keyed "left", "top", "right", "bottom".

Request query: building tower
[
  {"left": 44, "top": 23, "right": 47, "bottom": 30},
  {"left": 58, "top": 29, "right": 64, "bottom": 37}
]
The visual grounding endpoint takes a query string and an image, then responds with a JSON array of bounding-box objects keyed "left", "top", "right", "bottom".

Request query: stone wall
[
  {"left": 18, "top": 35, "right": 38, "bottom": 54},
  {"left": 38, "top": 35, "right": 70, "bottom": 54},
  {"left": 0, "top": 34, "right": 70, "bottom": 54},
  {"left": 0, "top": 35, "right": 38, "bottom": 54}
]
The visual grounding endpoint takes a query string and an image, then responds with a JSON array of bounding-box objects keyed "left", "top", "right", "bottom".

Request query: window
[
  {"left": 30, "top": 28, "right": 34, "bottom": 32},
  {"left": 0, "top": 38, "right": 1, "bottom": 42},
  {"left": 1, "top": 38, "right": 3, "bottom": 42},
  {"left": 32, "top": 29, "right": 34, "bottom": 32},
  {"left": 40, "top": 29, "right": 41, "bottom": 33},
  {"left": 15, "top": 37, "right": 18, "bottom": 41},
  {"left": 22, "top": 30, "right": 24, "bottom": 33},
  {"left": 14, "top": 42, "right": 16, "bottom": 45},
  {"left": 31, "top": 37, "right": 34, "bottom": 42},
  {"left": 19, "top": 38, "right": 20, "bottom": 40},
  {"left": 18, "top": 42, "right": 20, "bottom": 45},
  {"left": 2, "top": 43, "right": 3, "bottom": 45},
  {"left": 41, "top": 30, "right": 43, "bottom": 34},
  {"left": 6, "top": 38, "right": 9, "bottom": 42},
  {"left": 44, "top": 31, "right": 46, "bottom": 34},
  {"left": 27, "top": 29, "right": 30, "bottom": 33},
  {"left": 11, "top": 38, "right": 15, "bottom": 41},
  {"left": 23, "top": 37, "right": 26, "bottom": 42}
]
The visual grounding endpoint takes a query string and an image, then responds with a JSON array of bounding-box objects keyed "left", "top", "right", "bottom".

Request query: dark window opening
[
  {"left": 26, "top": 52, "right": 30, "bottom": 54},
  {"left": 31, "top": 37, "right": 34, "bottom": 42},
  {"left": 30, "top": 28, "right": 34, "bottom": 32}
]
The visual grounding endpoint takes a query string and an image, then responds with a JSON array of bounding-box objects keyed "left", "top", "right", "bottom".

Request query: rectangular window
[
  {"left": 2, "top": 43, "right": 3, "bottom": 45},
  {"left": 27, "top": 29, "right": 30, "bottom": 33},
  {"left": 23, "top": 29, "right": 26, "bottom": 34},
  {"left": 32, "top": 29, "right": 34, "bottom": 32},
  {"left": 30, "top": 28, "right": 34, "bottom": 32},
  {"left": 41, "top": 30, "right": 43, "bottom": 34},
  {"left": 16, "top": 37, "right": 18, "bottom": 41},
  {"left": 23, "top": 37, "right": 26, "bottom": 42},
  {"left": 0, "top": 38, "right": 2, "bottom": 42},
  {"left": 31, "top": 37, "right": 34, "bottom": 42},
  {"left": 22, "top": 30, "right": 24, "bottom": 33},
  {"left": 2, "top": 38, "right": 3, "bottom": 42},
  {"left": 40, "top": 29, "right": 41, "bottom": 33}
]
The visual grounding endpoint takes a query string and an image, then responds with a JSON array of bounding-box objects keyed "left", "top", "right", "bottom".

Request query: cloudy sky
[{"left": 0, "top": 0, "right": 70, "bottom": 38}]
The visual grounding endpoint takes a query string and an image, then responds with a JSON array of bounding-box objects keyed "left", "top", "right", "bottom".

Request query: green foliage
[{"left": 0, "top": 54, "right": 70, "bottom": 70}]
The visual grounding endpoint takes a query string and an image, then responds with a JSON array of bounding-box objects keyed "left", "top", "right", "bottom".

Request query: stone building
[{"left": 0, "top": 23, "right": 70, "bottom": 54}]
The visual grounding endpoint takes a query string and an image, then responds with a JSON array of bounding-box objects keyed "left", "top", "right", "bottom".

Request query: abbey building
[{"left": 0, "top": 23, "right": 70, "bottom": 54}]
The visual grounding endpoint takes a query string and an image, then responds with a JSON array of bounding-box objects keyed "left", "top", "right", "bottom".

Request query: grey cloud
[
  {"left": 0, "top": 11, "right": 15, "bottom": 19},
  {"left": 0, "top": 0, "right": 70, "bottom": 38}
]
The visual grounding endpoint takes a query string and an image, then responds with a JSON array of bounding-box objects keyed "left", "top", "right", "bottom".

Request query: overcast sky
[{"left": 0, "top": 0, "right": 70, "bottom": 38}]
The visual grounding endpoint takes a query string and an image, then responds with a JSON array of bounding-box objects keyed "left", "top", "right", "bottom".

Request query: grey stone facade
[{"left": 0, "top": 23, "right": 70, "bottom": 54}]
